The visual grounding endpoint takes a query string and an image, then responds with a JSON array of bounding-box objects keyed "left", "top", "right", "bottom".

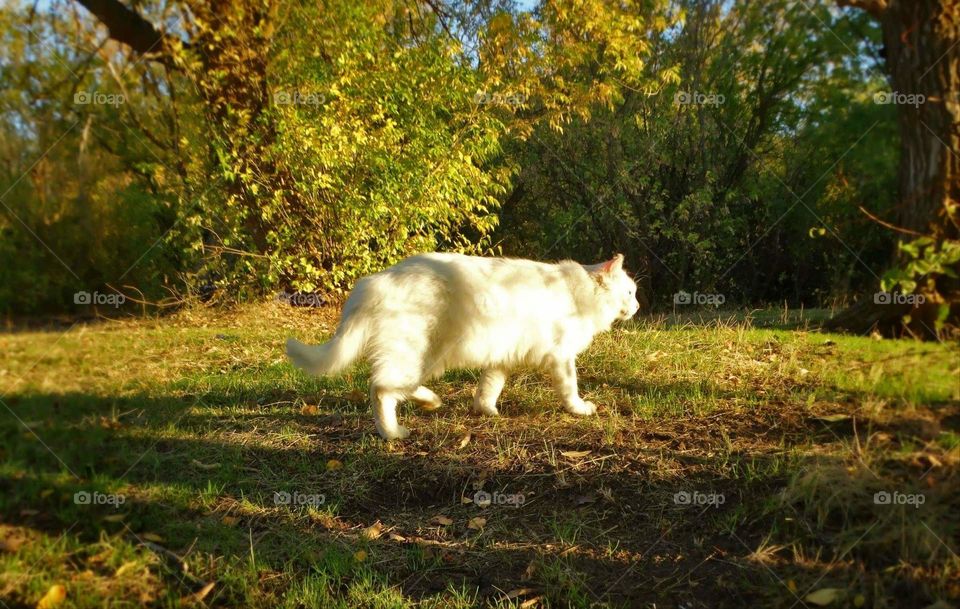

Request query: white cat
[{"left": 286, "top": 253, "right": 640, "bottom": 439}]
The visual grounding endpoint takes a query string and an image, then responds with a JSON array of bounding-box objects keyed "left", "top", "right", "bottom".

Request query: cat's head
[{"left": 587, "top": 254, "right": 640, "bottom": 321}]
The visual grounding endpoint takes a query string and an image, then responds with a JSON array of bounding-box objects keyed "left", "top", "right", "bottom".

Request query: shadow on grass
[{"left": 1, "top": 387, "right": 957, "bottom": 608}]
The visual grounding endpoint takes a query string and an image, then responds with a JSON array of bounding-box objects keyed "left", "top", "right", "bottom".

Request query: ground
[{"left": 0, "top": 302, "right": 957, "bottom": 608}]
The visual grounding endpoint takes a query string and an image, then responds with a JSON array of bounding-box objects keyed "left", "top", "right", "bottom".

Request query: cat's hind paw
[
  {"left": 565, "top": 400, "right": 597, "bottom": 416},
  {"left": 415, "top": 398, "right": 443, "bottom": 412}
]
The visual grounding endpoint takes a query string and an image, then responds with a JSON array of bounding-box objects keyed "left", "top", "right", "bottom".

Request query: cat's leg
[
  {"left": 369, "top": 356, "right": 419, "bottom": 440},
  {"left": 472, "top": 368, "right": 507, "bottom": 416},
  {"left": 410, "top": 386, "right": 442, "bottom": 411},
  {"left": 549, "top": 357, "right": 597, "bottom": 415},
  {"left": 370, "top": 387, "right": 410, "bottom": 440}
]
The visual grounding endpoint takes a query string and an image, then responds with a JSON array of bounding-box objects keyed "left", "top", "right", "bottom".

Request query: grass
[{"left": 0, "top": 301, "right": 957, "bottom": 608}]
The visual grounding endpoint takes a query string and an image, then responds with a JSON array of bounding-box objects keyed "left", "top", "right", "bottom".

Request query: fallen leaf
[
  {"left": 40, "top": 489, "right": 54, "bottom": 499},
  {"left": 461, "top": 496, "right": 473, "bottom": 504},
  {"left": 221, "top": 516, "right": 239, "bottom": 527},
  {"left": 0, "top": 534, "right": 26, "bottom": 552},
  {"left": 190, "top": 459, "right": 220, "bottom": 470},
  {"left": 430, "top": 515, "right": 453, "bottom": 526},
  {"left": 467, "top": 516, "right": 486, "bottom": 530},
  {"left": 326, "top": 459, "right": 343, "bottom": 471},
  {"left": 388, "top": 532, "right": 406, "bottom": 542},
  {"left": 179, "top": 581, "right": 216, "bottom": 605},
  {"left": 520, "top": 596, "right": 543, "bottom": 608},
  {"left": 787, "top": 580, "right": 797, "bottom": 594},
  {"left": 140, "top": 532, "right": 165, "bottom": 543},
  {"left": 102, "top": 514, "right": 126, "bottom": 523},
  {"left": 815, "top": 414, "right": 851, "bottom": 423},
  {"left": 300, "top": 404, "right": 319, "bottom": 415},
  {"left": 36, "top": 584, "right": 66, "bottom": 609},
  {"left": 362, "top": 522, "right": 383, "bottom": 540},
  {"left": 505, "top": 588, "right": 537, "bottom": 600},
  {"left": 805, "top": 588, "right": 844, "bottom": 606},
  {"left": 354, "top": 550, "right": 367, "bottom": 562},
  {"left": 560, "top": 450, "right": 592, "bottom": 459},
  {"left": 458, "top": 433, "right": 472, "bottom": 449}
]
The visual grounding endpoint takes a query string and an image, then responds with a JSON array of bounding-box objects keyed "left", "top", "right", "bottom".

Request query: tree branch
[
  {"left": 836, "top": 0, "right": 887, "bottom": 20},
  {"left": 421, "top": 0, "right": 455, "bottom": 41},
  {"left": 73, "top": 0, "right": 179, "bottom": 60}
]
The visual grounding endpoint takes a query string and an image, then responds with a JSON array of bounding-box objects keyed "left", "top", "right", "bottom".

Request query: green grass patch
[{"left": 0, "top": 303, "right": 957, "bottom": 607}]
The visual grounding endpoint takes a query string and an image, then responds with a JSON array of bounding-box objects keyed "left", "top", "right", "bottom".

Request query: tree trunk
[
  {"left": 830, "top": 0, "right": 960, "bottom": 338},
  {"left": 882, "top": 0, "right": 960, "bottom": 237}
]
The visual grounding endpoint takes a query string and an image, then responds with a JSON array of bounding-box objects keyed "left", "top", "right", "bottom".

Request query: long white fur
[{"left": 286, "top": 252, "right": 640, "bottom": 439}]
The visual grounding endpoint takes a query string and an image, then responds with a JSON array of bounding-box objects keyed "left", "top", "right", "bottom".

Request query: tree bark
[
  {"left": 880, "top": 0, "right": 960, "bottom": 237},
  {"left": 829, "top": 0, "right": 960, "bottom": 338}
]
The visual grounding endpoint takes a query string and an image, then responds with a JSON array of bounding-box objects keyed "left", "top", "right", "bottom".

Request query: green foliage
[
  {"left": 0, "top": 2, "right": 184, "bottom": 313},
  {"left": 883, "top": 237, "right": 960, "bottom": 294},
  {"left": 177, "top": 0, "right": 675, "bottom": 297},
  {"left": 0, "top": 0, "right": 919, "bottom": 314},
  {"left": 258, "top": 1, "right": 511, "bottom": 292},
  {"left": 882, "top": 236, "right": 960, "bottom": 332},
  {"left": 498, "top": 0, "right": 896, "bottom": 306}
]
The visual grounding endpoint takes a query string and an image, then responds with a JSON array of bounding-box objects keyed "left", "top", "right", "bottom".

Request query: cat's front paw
[
  {"left": 472, "top": 401, "right": 500, "bottom": 417},
  {"left": 377, "top": 424, "right": 411, "bottom": 440},
  {"left": 565, "top": 400, "right": 597, "bottom": 416}
]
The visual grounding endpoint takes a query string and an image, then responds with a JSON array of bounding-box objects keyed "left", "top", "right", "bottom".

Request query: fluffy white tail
[{"left": 286, "top": 322, "right": 366, "bottom": 376}]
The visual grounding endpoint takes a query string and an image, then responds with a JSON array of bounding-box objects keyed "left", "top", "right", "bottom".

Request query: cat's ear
[{"left": 599, "top": 254, "right": 624, "bottom": 274}]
